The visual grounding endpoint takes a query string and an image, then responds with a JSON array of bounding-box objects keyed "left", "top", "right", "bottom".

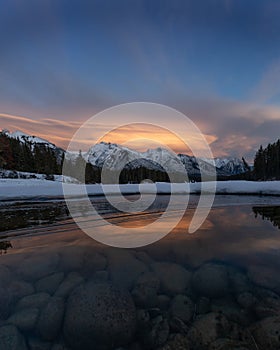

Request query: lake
[{"left": 1, "top": 195, "right": 280, "bottom": 349}]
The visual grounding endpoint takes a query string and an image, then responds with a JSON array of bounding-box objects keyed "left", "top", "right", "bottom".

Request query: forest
[
  {"left": 0, "top": 132, "right": 62, "bottom": 175},
  {"left": 253, "top": 139, "right": 280, "bottom": 180}
]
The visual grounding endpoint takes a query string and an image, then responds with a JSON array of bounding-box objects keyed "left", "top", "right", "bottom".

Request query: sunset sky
[{"left": 1, "top": 0, "right": 280, "bottom": 161}]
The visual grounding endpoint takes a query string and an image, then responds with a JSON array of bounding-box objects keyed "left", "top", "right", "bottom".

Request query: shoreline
[{"left": 0, "top": 179, "right": 280, "bottom": 200}]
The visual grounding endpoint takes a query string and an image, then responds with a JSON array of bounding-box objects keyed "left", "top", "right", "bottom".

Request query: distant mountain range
[
  {"left": 1, "top": 130, "right": 250, "bottom": 181},
  {"left": 79, "top": 141, "right": 249, "bottom": 177}
]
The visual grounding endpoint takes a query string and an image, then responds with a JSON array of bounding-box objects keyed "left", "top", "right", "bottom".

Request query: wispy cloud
[
  {"left": 1, "top": 95, "right": 280, "bottom": 162},
  {"left": 0, "top": 113, "right": 80, "bottom": 149},
  {"left": 250, "top": 58, "right": 280, "bottom": 104},
  {"left": 0, "top": 113, "right": 216, "bottom": 154}
]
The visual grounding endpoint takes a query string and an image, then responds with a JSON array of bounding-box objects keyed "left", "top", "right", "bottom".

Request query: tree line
[
  {"left": 0, "top": 132, "right": 62, "bottom": 175},
  {"left": 217, "top": 139, "right": 280, "bottom": 181},
  {"left": 253, "top": 139, "right": 280, "bottom": 180}
]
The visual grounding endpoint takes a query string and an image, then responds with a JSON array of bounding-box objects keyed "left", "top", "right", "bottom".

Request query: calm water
[{"left": 1, "top": 195, "right": 280, "bottom": 349}]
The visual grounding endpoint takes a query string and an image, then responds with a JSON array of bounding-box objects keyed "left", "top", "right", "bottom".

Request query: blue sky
[{"left": 0, "top": 0, "right": 280, "bottom": 160}]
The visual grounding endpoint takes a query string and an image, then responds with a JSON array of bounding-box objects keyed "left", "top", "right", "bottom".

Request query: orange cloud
[
  {"left": 0, "top": 113, "right": 217, "bottom": 154},
  {"left": 98, "top": 123, "right": 217, "bottom": 155},
  {"left": 0, "top": 113, "right": 80, "bottom": 149}
]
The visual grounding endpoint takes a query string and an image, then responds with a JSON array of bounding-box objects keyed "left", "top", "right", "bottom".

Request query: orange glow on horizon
[{"left": 0, "top": 113, "right": 217, "bottom": 155}]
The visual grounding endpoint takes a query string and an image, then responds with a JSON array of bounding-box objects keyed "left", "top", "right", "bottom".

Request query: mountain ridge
[{"left": 1, "top": 129, "right": 249, "bottom": 179}]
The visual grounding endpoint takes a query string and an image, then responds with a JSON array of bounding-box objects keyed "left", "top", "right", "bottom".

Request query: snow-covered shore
[{"left": 0, "top": 179, "right": 280, "bottom": 200}]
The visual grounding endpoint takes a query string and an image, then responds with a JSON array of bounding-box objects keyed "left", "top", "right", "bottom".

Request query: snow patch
[{"left": 0, "top": 180, "right": 279, "bottom": 200}]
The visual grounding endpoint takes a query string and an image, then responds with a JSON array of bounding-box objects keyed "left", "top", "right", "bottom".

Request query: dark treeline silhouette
[
  {"left": 63, "top": 152, "right": 101, "bottom": 183},
  {"left": 224, "top": 139, "right": 280, "bottom": 181},
  {"left": 253, "top": 139, "right": 280, "bottom": 180},
  {"left": 0, "top": 240, "right": 12, "bottom": 254},
  {"left": 253, "top": 206, "right": 280, "bottom": 229},
  {"left": 0, "top": 132, "right": 62, "bottom": 175}
]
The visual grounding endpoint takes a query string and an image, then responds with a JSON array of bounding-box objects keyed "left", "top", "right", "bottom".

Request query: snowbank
[
  {"left": 0, "top": 179, "right": 280, "bottom": 201},
  {"left": 0, "top": 170, "right": 78, "bottom": 183}
]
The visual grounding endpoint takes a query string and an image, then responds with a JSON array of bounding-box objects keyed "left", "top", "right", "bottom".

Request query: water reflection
[
  {"left": 253, "top": 206, "right": 280, "bottom": 229},
  {"left": 0, "top": 240, "right": 12, "bottom": 254},
  {"left": 2, "top": 201, "right": 280, "bottom": 267},
  {"left": 0, "top": 201, "right": 69, "bottom": 231}
]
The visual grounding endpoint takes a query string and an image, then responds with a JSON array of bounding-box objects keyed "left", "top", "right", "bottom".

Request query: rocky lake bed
[
  {"left": 1, "top": 197, "right": 280, "bottom": 350},
  {"left": 1, "top": 242, "right": 280, "bottom": 350}
]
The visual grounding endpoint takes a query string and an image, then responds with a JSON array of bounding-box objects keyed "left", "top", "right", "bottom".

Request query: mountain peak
[{"left": 3, "top": 129, "right": 56, "bottom": 149}]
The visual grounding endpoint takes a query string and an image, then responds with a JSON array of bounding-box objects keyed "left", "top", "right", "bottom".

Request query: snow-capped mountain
[
  {"left": 178, "top": 154, "right": 220, "bottom": 177},
  {"left": 202, "top": 157, "right": 249, "bottom": 175},
  {"left": 82, "top": 142, "right": 248, "bottom": 177},
  {"left": 1, "top": 129, "right": 248, "bottom": 178},
  {"left": 85, "top": 142, "right": 186, "bottom": 174},
  {"left": 2, "top": 130, "right": 56, "bottom": 149},
  {"left": 215, "top": 157, "right": 248, "bottom": 175},
  {"left": 86, "top": 142, "right": 140, "bottom": 170},
  {"left": 2, "top": 129, "right": 64, "bottom": 161}
]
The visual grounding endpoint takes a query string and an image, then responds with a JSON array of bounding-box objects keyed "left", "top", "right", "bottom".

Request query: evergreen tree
[{"left": 254, "top": 139, "right": 280, "bottom": 180}]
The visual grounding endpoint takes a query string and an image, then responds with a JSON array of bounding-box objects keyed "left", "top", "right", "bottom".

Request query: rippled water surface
[{"left": 1, "top": 195, "right": 280, "bottom": 350}]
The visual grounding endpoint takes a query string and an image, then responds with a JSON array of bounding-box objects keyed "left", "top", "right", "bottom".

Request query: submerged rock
[
  {"left": 136, "top": 309, "right": 150, "bottom": 328},
  {"left": 192, "top": 263, "right": 229, "bottom": 298},
  {"left": 35, "top": 272, "right": 64, "bottom": 295},
  {"left": 188, "top": 312, "right": 230, "bottom": 349},
  {"left": 92, "top": 270, "right": 109, "bottom": 282},
  {"left": 237, "top": 292, "right": 257, "bottom": 310},
  {"left": 131, "top": 272, "right": 160, "bottom": 307},
  {"left": 38, "top": 297, "right": 65, "bottom": 341},
  {"left": 82, "top": 252, "right": 107, "bottom": 275},
  {"left": 63, "top": 281, "right": 136, "bottom": 350},
  {"left": 28, "top": 337, "right": 51, "bottom": 350},
  {"left": 169, "top": 295, "right": 194, "bottom": 323},
  {"left": 196, "top": 296, "right": 211, "bottom": 315},
  {"left": 211, "top": 297, "right": 250, "bottom": 326},
  {"left": 157, "top": 294, "right": 171, "bottom": 310},
  {"left": 54, "top": 272, "right": 84, "bottom": 298},
  {"left": 51, "top": 340, "right": 70, "bottom": 350},
  {"left": 168, "top": 316, "right": 190, "bottom": 334},
  {"left": 107, "top": 250, "right": 148, "bottom": 290},
  {"left": 135, "top": 251, "right": 154, "bottom": 265},
  {"left": 59, "top": 246, "right": 85, "bottom": 272},
  {"left": 0, "top": 265, "right": 12, "bottom": 286},
  {"left": 209, "top": 338, "right": 250, "bottom": 350},
  {"left": 15, "top": 292, "right": 50, "bottom": 311},
  {"left": 0, "top": 324, "right": 27, "bottom": 350},
  {"left": 16, "top": 253, "right": 60, "bottom": 281},
  {"left": 159, "top": 334, "right": 190, "bottom": 350},
  {"left": 254, "top": 287, "right": 280, "bottom": 319},
  {"left": 140, "top": 315, "right": 169, "bottom": 349},
  {"left": 151, "top": 262, "right": 191, "bottom": 296},
  {"left": 0, "top": 286, "right": 13, "bottom": 320},
  {"left": 0, "top": 280, "right": 35, "bottom": 320},
  {"left": 7, "top": 308, "right": 39, "bottom": 331},
  {"left": 7, "top": 280, "right": 35, "bottom": 302},
  {"left": 247, "top": 265, "right": 280, "bottom": 294},
  {"left": 228, "top": 267, "right": 252, "bottom": 294},
  {"left": 250, "top": 316, "right": 280, "bottom": 350}
]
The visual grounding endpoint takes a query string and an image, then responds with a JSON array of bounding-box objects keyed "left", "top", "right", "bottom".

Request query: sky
[{"left": 0, "top": 0, "right": 280, "bottom": 161}]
